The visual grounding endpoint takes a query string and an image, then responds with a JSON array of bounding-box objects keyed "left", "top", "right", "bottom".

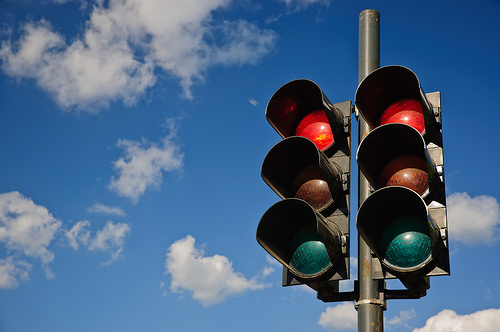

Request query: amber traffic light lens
[
  {"left": 293, "top": 165, "right": 332, "bottom": 210},
  {"left": 380, "top": 155, "right": 429, "bottom": 196}
]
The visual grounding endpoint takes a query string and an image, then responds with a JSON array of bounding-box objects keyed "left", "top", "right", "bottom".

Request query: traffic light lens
[
  {"left": 293, "top": 165, "right": 333, "bottom": 210},
  {"left": 295, "top": 179, "right": 332, "bottom": 210},
  {"left": 380, "top": 217, "right": 432, "bottom": 269},
  {"left": 294, "top": 109, "right": 334, "bottom": 151},
  {"left": 379, "top": 99, "right": 425, "bottom": 134},
  {"left": 380, "top": 155, "right": 429, "bottom": 196},
  {"left": 290, "top": 225, "right": 331, "bottom": 276}
]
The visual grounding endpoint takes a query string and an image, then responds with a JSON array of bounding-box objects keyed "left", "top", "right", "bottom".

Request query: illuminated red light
[
  {"left": 294, "top": 110, "right": 334, "bottom": 151},
  {"left": 293, "top": 165, "right": 332, "bottom": 210},
  {"left": 379, "top": 155, "right": 429, "bottom": 196},
  {"left": 379, "top": 99, "right": 425, "bottom": 135}
]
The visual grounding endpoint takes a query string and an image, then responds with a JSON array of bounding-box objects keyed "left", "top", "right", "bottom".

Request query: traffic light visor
[
  {"left": 266, "top": 80, "right": 345, "bottom": 153},
  {"left": 257, "top": 198, "right": 342, "bottom": 280},
  {"left": 355, "top": 65, "right": 434, "bottom": 135},
  {"left": 357, "top": 123, "right": 438, "bottom": 198},
  {"left": 262, "top": 136, "right": 342, "bottom": 212},
  {"left": 357, "top": 186, "right": 439, "bottom": 274}
]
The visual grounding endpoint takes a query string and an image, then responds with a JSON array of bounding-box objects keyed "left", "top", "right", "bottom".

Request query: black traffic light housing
[
  {"left": 355, "top": 66, "right": 449, "bottom": 291},
  {"left": 257, "top": 79, "right": 351, "bottom": 294}
]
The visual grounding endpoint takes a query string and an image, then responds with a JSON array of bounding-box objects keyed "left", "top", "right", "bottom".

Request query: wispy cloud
[
  {"left": 87, "top": 203, "right": 126, "bottom": 216},
  {"left": 164, "top": 235, "right": 267, "bottom": 306},
  {"left": 278, "top": 0, "right": 331, "bottom": 12},
  {"left": 0, "top": 257, "right": 31, "bottom": 289},
  {"left": 387, "top": 309, "right": 416, "bottom": 329},
  {"left": 66, "top": 220, "right": 131, "bottom": 265},
  {"left": 0, "top": 0, "right": 277, "bottom": 111}
]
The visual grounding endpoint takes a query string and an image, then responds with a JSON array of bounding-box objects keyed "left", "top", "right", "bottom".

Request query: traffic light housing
[
  {"left": 355, "top": 66, "right": 449, "bottom": 291},
  {"left": 257, "top": 80, "right": 351, "bottom": 294}
]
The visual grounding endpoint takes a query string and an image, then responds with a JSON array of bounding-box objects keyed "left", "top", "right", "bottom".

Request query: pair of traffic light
[{"left": 257, "top": 66, "right": 449, "bottom": 297}]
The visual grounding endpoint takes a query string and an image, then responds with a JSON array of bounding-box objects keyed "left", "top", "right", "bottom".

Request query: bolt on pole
[{"left": 357, "top": 9, "right": 385, "bottom": 332}]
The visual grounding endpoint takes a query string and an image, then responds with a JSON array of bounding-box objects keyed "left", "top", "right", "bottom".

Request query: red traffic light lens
[
  {"left": 380, "top": 155, "right": 429, "bottom": 196},
  {"left": 293, "top": 165, "right": 333, "bottom": 210},
  {"left": 294, "top": 110, "right": 334, "bottom": 151},
  {"left": 379, "top": 99, "right": 425, "bottom": 134}
]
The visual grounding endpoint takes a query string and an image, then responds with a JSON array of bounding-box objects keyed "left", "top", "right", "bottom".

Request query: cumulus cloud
[
  {"left": 164, "top": 235, "right": 266, "bottom": 306},
  {"left": 318, "top": 302, "right": 357, "bottom": 331},
  {"left": 109, "top": 119, "right": 184, "bottom": 203},
  {"left": 0, "top": 191, "right": 132, "bottom": 288},
  {"left": 0, "top": 192, "right": 61, "bottom": 264},
  {"left": 0, "top": 0, "right": 278, "bottom": 111},
  {"left": 447, "top": 192, "right": 500, "bottom": 245},
  {"left": 66, "top": 220, "right": 131, "bottom": 265},
  {"left": 0, "top": 191, "right": 62, "bottom": 288},
  {"left": 413, "top": 308, "right": 500, "bottom": 332}
]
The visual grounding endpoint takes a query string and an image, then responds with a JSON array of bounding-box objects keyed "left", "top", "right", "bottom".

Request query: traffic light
[
  {"left": 355, "top": 66, "right": 449, "bottom": 291},
  {"left": 256, "top": 80, "right": 351, "bottom": 295}
]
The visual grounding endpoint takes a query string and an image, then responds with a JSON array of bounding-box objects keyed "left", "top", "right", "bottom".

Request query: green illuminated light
[
  {"left": 289, "top": 225, "right": 331, "bottom": 276},
  {"left": 380, "top": 217, "right": 431, "bottom": 269}
]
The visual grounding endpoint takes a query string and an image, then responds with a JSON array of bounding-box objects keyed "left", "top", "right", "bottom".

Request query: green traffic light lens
[
  {"left": 380, "top": 217, "right": 432, "bottom": 269},
  {"left": 289, "top": 225, "right": 331, "bottom": 276}
]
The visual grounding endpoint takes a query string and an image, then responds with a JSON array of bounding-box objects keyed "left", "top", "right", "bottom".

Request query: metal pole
[{"left": 357, "top": 9, "right": 384, "bottom": 332}]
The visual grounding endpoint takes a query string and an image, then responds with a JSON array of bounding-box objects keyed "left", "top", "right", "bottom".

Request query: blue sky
[{"left": 0, "top": 0, "right": 499, "bottom": 331}]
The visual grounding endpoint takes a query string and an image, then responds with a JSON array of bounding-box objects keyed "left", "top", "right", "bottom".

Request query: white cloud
[
  {"left": 87, "top": 202, "right": 126, "bottom": 216},
  {"left": 89, "top": 221, "right": 131, "bottom": 264},
  {"left": 0, "top": 19, "right": 155, "bottom": 111},
  {"left": 0, "top": 0, "right": 277, "bottom": 110},
  {"left": 318, "top": 302, "right": 357, "bottom": 331},
  {"left": 279, "top": 0, "right": 331, "bottom": 11},
  {"left": 66, "top": 220, "right": 92, "bottom": 250},
  {"left": 109, "top": 119, "right": 184, "bottom": 202},
  {"left": 387, "top": 309, "right": 416, "bottom": 329},
  {"left": 0, "top": 191, "right": 62, "bottom": 288},
  {"left": 0, "top": 191, "right": 61, "bottom": 264},
  {"left": 0, "top": 191, "right": 132, "bottom": 288},
  {"left": 66, "top": 220, "right": 131, "bottom": 264},
  {"left": 412, "top": 308, "right": 500, "bottom": 332},
  {"left": 447, "top": 192, "right": 500, "bottom": 245},
  {"left": 0, "top": 257, "right": 31, "bottom": 289},
  {"left": 165, "top": 235, "right": 266, "bottom": 306}
]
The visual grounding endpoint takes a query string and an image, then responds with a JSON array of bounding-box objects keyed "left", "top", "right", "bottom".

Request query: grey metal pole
[{"left": 357, "top": 9, "right": 384, "bottom": 332}]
